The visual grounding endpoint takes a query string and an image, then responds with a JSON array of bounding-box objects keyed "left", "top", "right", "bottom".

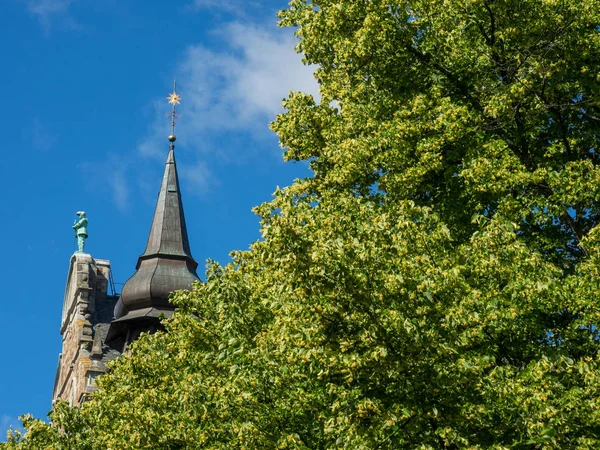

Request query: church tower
[{"left": 54, "top": 82, "right": 198, "bottom": 405}]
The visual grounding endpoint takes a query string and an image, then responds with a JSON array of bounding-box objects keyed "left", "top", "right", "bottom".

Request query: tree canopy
[{"left": 4, "top": 0, "right": 600, "bottom": 448}]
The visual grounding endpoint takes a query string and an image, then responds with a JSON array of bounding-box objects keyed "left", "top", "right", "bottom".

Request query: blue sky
[{"left": 0, "top": 0, "right": 317, "bottom": 434}]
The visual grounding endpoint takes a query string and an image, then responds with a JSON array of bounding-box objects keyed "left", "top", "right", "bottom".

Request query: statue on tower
[{"left": 73, "top": 211, "right": 88, "bottom": 253}]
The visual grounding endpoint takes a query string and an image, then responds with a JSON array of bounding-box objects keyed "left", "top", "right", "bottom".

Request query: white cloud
[
  {"left": 28, "top": 0, "right": 72, "bottom": 16},
  {"left": 139, "top": 22, "right": 319, "bottom": 163},
  {"left": 109, "top": 167, "right": 130, "bottom": 212},
  {"left": 178, "top": 160, "right": 216, "bottom": 195},
  {"left": 79, "top": 156, "right": 131, "bottom": 213},
  {"left": 31, "top": 118, "right": 58, "bottom": 152},
  {"left": 189, "top": 0, "right": 261, "bottom": 15},
  {"left": 26, "top": 0, "right": 80, "bottom": 32},
  {"left": 191, "top": 0, "right": 238, "bottom": 12},
  {"left": 121, "top": 21, "right": 318, "bottom": 205},
  {"left": 183, "top": 22, "right": 319, "bottom": 130}
]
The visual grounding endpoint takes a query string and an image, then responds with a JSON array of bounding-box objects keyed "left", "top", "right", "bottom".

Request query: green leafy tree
[{"left": 4, "top": 0, "right": 600, "bottom": 448}]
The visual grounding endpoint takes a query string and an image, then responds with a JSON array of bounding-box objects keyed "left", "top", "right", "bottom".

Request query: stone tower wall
[{"left": 52, "top": 254, "right": 113, "bottom": 407}]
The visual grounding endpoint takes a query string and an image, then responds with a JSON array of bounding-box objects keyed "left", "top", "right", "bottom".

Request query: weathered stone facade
[{"left": 52, "top": 253, "right": 119, "bottom": 407}]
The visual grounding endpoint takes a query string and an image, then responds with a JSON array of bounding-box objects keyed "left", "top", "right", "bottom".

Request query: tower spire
[{"left": 106, "top": 81, "right": 198, "bottom": 352}]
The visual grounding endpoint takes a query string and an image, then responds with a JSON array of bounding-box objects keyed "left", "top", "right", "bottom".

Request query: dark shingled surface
[
  {"left": 140, "top": 148, "right": 195, "bottom": 261},
  {"left": 115, "top": 147, "right": 198, "bottom": 318},
  {"left": 95, "top": 323, "right": 121, "bottom": 363},
  {"left": 91, "top": 295, "right": 121, "bottom": 363},
  {"left": 94, "top": 295, "right": 119, "bottom": 325}
]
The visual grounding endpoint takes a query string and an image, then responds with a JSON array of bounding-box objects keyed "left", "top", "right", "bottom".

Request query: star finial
[
  {"left": 168, "top": 91, "right": 181, "bottom": 105},
  {"left": 167, "top": 78, "right": 180, "bottom": 146}
]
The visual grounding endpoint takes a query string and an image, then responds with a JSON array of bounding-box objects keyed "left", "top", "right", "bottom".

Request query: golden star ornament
[{"left": 168, "top": 92, "right": 181, "bottom": 105}]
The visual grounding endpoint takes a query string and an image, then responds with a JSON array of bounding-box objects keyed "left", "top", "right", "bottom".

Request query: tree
[{"left": 5, "top": 0, "right": 600, "bottom": 448}]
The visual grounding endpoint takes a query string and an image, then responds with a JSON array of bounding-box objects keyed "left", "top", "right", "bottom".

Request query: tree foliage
[{"left": 4, "top": 0, "right": 600, "bottom": 448}]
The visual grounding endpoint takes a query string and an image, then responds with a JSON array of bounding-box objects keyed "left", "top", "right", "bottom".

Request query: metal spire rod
[{"left": 167, "top": 78, "right": 181, "bottom": 147}]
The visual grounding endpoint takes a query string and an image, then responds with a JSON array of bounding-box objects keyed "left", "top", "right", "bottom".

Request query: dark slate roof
[
  {"left": 106, "top": 145, "right": 199, "bottom": 350},
  {"left": 94, "top": 294, "right": 119, "bottom": 325},
  {"left": 139, "top": 148, "right": 195, "bottom": 262},
  {"left": 94, "top": 322, "right": 122, "bottom": 364}
]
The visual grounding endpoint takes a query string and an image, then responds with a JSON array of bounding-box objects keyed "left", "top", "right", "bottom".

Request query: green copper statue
[{"left": 73, "top": 211, "right": 88, "bottom": 253}]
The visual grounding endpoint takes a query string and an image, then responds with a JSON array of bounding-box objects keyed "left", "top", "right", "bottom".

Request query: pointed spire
[
  {"left": 139, "top": 79, "right": 194, "bottom": 266},
  {"left": 138, "top": 147, "right": 196, "bottom": 265},
  {"left": 105, "top": 83, "right": 199, "bottom": 352}
]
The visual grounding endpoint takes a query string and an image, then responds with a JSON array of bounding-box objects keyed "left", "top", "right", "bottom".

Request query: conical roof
[
  {"left": 106, "top": 145, "right": 199, "bottom": 350},
  {"left": 139, "top": 147, "right": 195, "bottom": 263}
]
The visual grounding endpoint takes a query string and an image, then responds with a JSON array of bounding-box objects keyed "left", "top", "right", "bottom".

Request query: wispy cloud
[
  {"left": 87, "top": 21, "right": 318, "bottom": 209},
  {"left": 191, "top": 0, "right": 237, "bottom": 11},
  {"left": 31, "top": 118, "right": 58, "bottom": 152},
  {"left": 178, "top": 159, "right": 217, "bottom": 195},
  {"left": 28, "top": 0, "right": 72, "bottom": 16},
  {"left": 79, "top": 156, "right": 131, "bottom": 212},
  {"left": 183, "top": 22, "right": 319, "bottom": 131},
  {"left": 26, "top": 0, "right": 80, "bottom": 33},
  {"left": 139, "top": 22, "right": 319, "bottom": 165},
  {"left": 110, "top": 167, "right": 130, "bottom": 212},
  {"left": 189, "top": 0, "right": 261, "bottom": 15}
]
